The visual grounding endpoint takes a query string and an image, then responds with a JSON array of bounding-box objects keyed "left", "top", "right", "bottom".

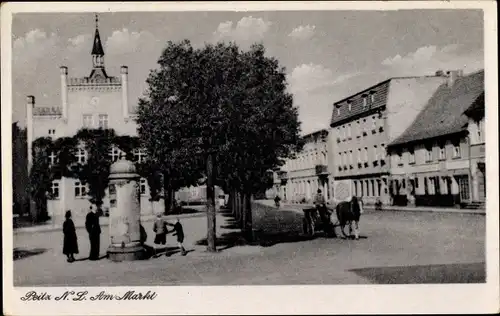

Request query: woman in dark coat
[{"left": 63, "top": 210, "right": 79, "bottom": 262}]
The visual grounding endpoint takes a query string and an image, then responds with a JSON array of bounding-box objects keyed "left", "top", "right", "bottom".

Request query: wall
[
  {"left": 385, "top": 77, "right": 446, "bottom": 143},
  {"left": 331, "top": 112, "right": 389, "bottom": 178},
  {"left": 390, "top": 136, "right": 470, "bottom": 175},
  {"left": 65, "top": 84, "right": 137, "bottom": 137}
]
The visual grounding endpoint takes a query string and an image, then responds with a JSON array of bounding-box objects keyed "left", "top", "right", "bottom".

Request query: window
[
  {"left": 357, "top": 148, "right": 362, "bottom": 163},
  {"left": 348, "top": 150, "right": 353, "bottom": 165},
  {"left": 83, "top": 114, "right": 93, "bottom": 128},
  {"left": 98, "top": 114, "right": 109, "bottom": 129},
  {"left": 336, "top": 107, "right": 340, "bottom": 116},
  {"left": 109, "top": 183, "right": 116, "bottom": 195},
  {"left": 362, "top": 119, "right": 367, "bottom": 135},
  {"left": 49, "top": 151, "right": 57, "bottom": 166},
  {"left": 109, "top": 146, "right": 122, "bottom": 162},
  {"left": 76, "top": 147, "right": 87, "bottom": 164},
  {"left": 373, "top": 145, "right": 378, "bottom": 160},
  {"left": 453, "top": 143, "right": 461, "bottom": 158},
  {"left": 380, "top": 143, "right": 386, "bottom": 159},
  {"left": 438, "top": 144, "right": 446, "bottom": 160},
  {"left": 347, "top": 124, "right": 352, "bottom": 139},
  {"left": 370, "top": 93, "right": 375, "bottom": 103},
  {"left": 362, "top": 96, "right": 367, "bottom": 108},
  {"left": 371, "top": 116, "right": 377, "bottom": 130},
  {"left": 48, "top": 129, "right": 56, "bottom": 136},
  {"left": 356, "top": 120, "right": 361, "bottom": 137},
  {"left": 140, "top": 178, "right": 147, "bottom": 195},
  {"left": 50, "top": 181, "right": 60, "bottom": 199},
  {"left": 425, "top": 146, "right": 433, "bottom": 162},
  {"left": 409, "top": 148, "right": 415, "bottom": 164},
  {"left": 348, "top": 101, "right": 352, "bottom": 111},
  {"left": 338, "top": 153, "right": 342, "bottom": 168},
  {"left": 364, "top": 147, "right": 369, "bottom": 162},
  {"left": 477, "top": 119, "right": 485, "bottom": 143},
  {"left": 396, "top": 152, "right": 403, "bottom": 166},
  {"left": 342, "top": 126, "right": 346, "bottom": 140},
  {"left": 74, "top": 181, "right": 88, "bottom": 198}
]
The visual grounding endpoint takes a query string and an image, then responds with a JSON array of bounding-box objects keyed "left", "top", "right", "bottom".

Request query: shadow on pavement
[
  {"left": 13, "top": 247, "right": 47, "bottom": 261},
  {"left": 196, "top": 206, "right": 319, "bottom": 250},
  {"left": 349, "top": 262, "right": 486, "bottom": 284},
  {"left": 165, "top": 207, "right": 201, "bottom": 216}
]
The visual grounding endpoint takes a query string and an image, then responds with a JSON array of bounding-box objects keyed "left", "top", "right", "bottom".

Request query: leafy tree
[
  {"left": 72, "top": 129, "right": 116, "bottom": 211},
  {"left": 28, "top": 137, "right": 53, "bottom": 222},
  {"left": 137, "top": 40, "right": 302, "bottom": 249},
  {"left": 136, "top": 40, "right": 205, "bottom": 214},
  {"left": 12, "top": 122, "right": 28, "bottom": 216}
]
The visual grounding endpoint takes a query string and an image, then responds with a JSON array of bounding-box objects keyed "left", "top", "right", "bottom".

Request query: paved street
[{"left": 13, "top": 206, "right": 485, "bottom": 286}]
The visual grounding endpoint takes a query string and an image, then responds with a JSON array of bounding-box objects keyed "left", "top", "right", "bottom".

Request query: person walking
[
  {"left": 274, "top": 195, "right": 281, "bottom": 208},
  {"left": 167, "top": 218, "right": 187, "bottom": 256},
  {"left": 153, "top": 213, "right": 167, "bottom": 247},
  {"left": 85, "top": 206, "right": 101, "bottom": 260},
  {"left": 62, "top": 210, "right": 78, "bottom": 263}
]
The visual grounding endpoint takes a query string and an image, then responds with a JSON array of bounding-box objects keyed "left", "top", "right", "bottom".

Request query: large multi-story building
[
  {"left": 26, "top": 17, "right": 164, "bottom": 223},
  {"left": 328, "top": 74, "right": 448, "bottom": 204},
  {"left": 464, "top": 90, "right": 486, "bottom": 205},
  {"left": 387, "top": 70, "right": 484, "bottom": 207},
  {"left": 275, "top": 129, "right": 331, "bottom": 203}
]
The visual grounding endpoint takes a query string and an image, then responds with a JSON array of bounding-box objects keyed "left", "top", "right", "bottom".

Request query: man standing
[
  {"left": 85, "top": 206, "right": 101, "bottom": 260},
  {"left": 313, "top": 189, "right": 327, "bottom": 223}
]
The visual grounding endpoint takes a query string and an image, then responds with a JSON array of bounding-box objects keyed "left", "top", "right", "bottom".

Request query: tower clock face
[{"left": 90, "top": 96, "right": 100, "bottom": 106}]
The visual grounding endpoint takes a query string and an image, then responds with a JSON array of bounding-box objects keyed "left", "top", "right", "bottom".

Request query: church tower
[{"left": 89, "top": 14, "right": 109, "bottom": 80}]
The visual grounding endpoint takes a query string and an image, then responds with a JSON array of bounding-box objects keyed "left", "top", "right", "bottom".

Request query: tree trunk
[
  {"left": 163, "top": 173, "right": 169, "bottom": 214},
  {"left": 235, "top": 191, "right": 241, "bottom": 222},
  {"left": 229, "top": 190, "right": 235, "bottom": 216},
  {"left": 239, "top": 192, "right": 245, "bottom": 228},
  {"left": 243, "top": 192, "right": 253, "bottom": 242},
  {"left": 165, "top": 185, "right": 173, "bottom": 214},
  {"left": 235, "top": 191, "right": 239, "bottom": 219},
  {"left": 206, "top": 152, "right": 217, "bottom": 252},
  {"left": 170, "top": 189, "right": 175, "bottom": 211}
]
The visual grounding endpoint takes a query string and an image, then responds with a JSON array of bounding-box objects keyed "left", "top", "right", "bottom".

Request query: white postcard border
[{"left": 2, "top": 1, "right": 498, "bottom": 315}]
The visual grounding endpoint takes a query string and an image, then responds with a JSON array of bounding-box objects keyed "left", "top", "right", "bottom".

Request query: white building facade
[
  {"left": 275, "top": 129, "right": 332, "bottom": 204},
  {"left": 27, "top": 18, "right": 164, "bottom": 224}
]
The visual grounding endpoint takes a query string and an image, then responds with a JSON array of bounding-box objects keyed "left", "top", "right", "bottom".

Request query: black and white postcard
[{"left": 2, "top": 1, "right": 498, "bottom": 315}]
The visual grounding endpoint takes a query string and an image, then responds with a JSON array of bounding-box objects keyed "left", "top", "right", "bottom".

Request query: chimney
[
  {"left": 26, "top": 96, "right": 35, "bottom": 169},
  {"left": 446, "top": 70, "right": 462, "bottom": 87},
  {"left": 121, "top": 66, "right": 129, "bottom": 119},
  {"left": 60, "top": 66, "right": 68, "bottom": 121}
]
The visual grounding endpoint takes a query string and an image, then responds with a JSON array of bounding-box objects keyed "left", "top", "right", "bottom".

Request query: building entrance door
[{"left": 457, "top": 175, "right": 470, "bottom": 202}]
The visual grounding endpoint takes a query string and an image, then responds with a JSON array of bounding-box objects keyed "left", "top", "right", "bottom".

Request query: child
[
  {"left": 167, "top": 218, "right": 186, "bottom": 256},
  {"left": 63, "top": 210, "right": 79, "bottom": 263},
  {"left": 153, "top": 214, "right": 167, "bottom": 246}
]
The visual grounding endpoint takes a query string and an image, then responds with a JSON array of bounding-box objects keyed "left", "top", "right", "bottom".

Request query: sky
[{"left": 11, "top": 10, "right": 484, "bottom": 135}]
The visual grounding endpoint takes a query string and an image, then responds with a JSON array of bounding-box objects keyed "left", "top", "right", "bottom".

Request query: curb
[
  {"left": 256, "top": 201, "right": 485, "bottom": 216},
  {"left": 14, "top": 212, "right": 207, "bottom": 235}
]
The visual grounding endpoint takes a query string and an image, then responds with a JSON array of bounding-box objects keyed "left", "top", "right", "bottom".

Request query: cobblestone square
[{"left": 14, "top": 208, "right": 485, "bottom": 286}]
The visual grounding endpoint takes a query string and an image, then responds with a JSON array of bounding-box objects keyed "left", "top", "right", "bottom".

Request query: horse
[{"left": 332, "top": 196, "right": 364, "bottom": 240}]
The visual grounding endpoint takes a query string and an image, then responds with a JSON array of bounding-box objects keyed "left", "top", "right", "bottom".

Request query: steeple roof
[{"left": 91, "top": 15, "right": 105, "bottom": 56}]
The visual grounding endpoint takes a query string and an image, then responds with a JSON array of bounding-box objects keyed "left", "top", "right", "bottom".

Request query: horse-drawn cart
[{"left": 302, "top": 206, "right": 336, "bottom": 238}]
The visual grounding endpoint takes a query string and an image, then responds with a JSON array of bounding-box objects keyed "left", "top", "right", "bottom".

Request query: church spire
[
  {"left": 89, "top": 13, "right": 109, "bottom": 79},
  {"left": 91, "top": 13, "right": 105, "bottom": 67}
]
